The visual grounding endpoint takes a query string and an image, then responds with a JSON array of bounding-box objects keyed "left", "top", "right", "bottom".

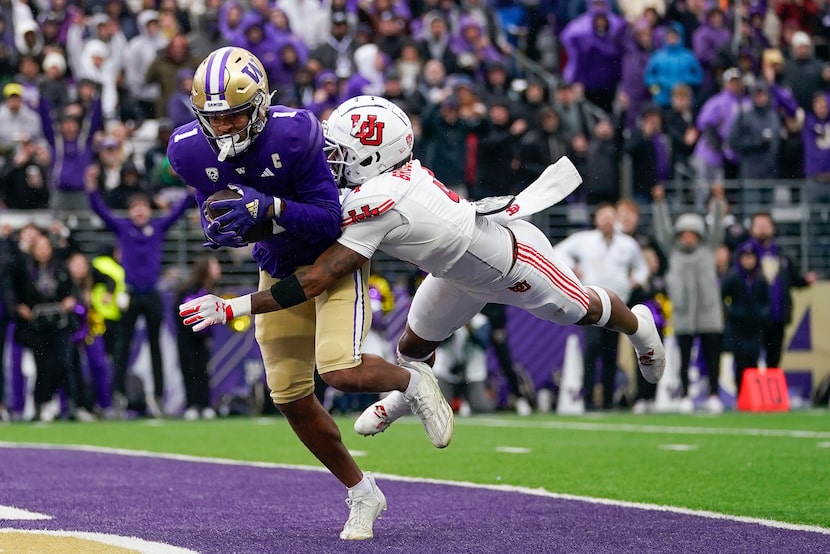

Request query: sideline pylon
[
  {"left": 557, "top": 333, "right": 585, "bottom": 415},
  {"left": 654, "top": 334, "right": 683, "bottom": 412}
]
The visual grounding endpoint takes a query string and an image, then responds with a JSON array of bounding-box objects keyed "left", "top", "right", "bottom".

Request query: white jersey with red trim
[{"left": 338, "top": 160, "right": 513, "bottom": 279}]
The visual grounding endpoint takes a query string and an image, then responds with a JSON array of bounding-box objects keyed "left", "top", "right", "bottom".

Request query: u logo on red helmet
[{"left": 351, "top": 114, "right": 385, "bottom": 146}]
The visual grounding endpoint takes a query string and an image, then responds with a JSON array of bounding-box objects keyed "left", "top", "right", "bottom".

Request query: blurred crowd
[{"left": 0, "top": 0, "right": 828, "bottom": 421}]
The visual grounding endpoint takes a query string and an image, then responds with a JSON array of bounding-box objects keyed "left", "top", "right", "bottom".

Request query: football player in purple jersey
[{"left": 167, "top": 47, "right": 452, "bottom": 541}]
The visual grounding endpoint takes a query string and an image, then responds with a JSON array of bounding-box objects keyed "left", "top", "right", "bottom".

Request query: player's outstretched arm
[{"left": 178, "top": 243, "right": 368, "bottom": 331}]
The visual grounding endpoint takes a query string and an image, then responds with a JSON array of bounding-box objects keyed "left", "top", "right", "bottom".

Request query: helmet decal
[{"left": 351, "top": 114, "right": 385, "bottom": 146}]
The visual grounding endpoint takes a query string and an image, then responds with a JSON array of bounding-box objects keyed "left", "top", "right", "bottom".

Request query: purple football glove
[
  {"left": 204, "top": 220, "right": 247, "bottom": 248},
  {"left": 211, "top": 184, "right": 279, "bottom": 237}
]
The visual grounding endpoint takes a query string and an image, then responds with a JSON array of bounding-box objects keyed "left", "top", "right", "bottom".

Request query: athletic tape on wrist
[
  {"left": 585, "top": 285, "right": 611, "bottom": 328},
  {"left": 227, "top": 295, "right": 252, "bottom": 319},
  {"left": 269, "top": 274, "right": 307, "bottom": 308}
]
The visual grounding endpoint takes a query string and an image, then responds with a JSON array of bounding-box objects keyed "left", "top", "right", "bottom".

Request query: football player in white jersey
[{"left": 179, "top": 95, "right": 666, "bottom": 436}]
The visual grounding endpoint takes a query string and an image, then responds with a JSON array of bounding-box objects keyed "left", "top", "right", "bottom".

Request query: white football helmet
[
  {"left": 323, "top": 95, "right": 414, "bottom": 188},
  {"left": 191, "top": 46, "right": 270, "bottom": 161}
]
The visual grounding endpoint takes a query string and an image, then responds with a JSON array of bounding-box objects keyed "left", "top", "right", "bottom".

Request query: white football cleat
[
  {"left": 630, "top": 304, "right": 666, "bottom": 384},
  {"left": 340, "top": 473, "right": 387, "bottom": 540},
  {"left": 354, "top": 391, "right": 410, "bottom": 436},
  {"left": 404, "top": 361, "right": 454, "bottom": 448}
]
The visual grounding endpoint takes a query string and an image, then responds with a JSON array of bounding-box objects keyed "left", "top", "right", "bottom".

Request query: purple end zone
[{"left": 0, "top": 447, "right": 826, "bottom": 553}]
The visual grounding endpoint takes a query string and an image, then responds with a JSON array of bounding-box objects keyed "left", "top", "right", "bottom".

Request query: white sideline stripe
[
  {"left": 460, "top": 417, "right": 830, "bottom": 440},
  {"left": 0, "top": 528, "right": 198, "bottom": 553},
  {"left": 1, "top": 442, "right": 828, "bottom": 536},
  {"left": 0, "top": 506, "right": 51, "bottom": 520}
]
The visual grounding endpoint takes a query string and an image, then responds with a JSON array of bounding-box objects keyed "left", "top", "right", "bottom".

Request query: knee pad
[{"left": 585, "top": 285, "right": 611, "bottom": 328}]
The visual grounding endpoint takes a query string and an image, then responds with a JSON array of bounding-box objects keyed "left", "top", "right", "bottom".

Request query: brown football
[{"left": 204, "top": 189, "right": 274, "bottom": 243}]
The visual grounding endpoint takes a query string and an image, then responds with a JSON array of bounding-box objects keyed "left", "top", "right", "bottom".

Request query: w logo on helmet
[{"left": 351, "top": 114, "right": 385, "bottom": 146}]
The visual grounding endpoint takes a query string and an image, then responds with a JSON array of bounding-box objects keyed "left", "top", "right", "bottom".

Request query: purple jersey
[{"left": 167, "top": 106, "right": 341, "bottom": 278}]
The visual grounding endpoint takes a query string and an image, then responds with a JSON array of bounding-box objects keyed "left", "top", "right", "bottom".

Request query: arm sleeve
[
  {"left": 336, "top": 190, "right": 401, "bottom": 259},
  {"left": 336, "top": 212, "right": 402, "bottom": 259}
]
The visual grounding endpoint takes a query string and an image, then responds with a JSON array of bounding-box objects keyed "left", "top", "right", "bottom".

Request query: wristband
[
  {"left": 273, "top": 197, "right": 283, "bottom": 218},
  {"left": 269, "top": 274, "right": 307, "bottom": 308},
  {"left": 227, "top": 295, "right": 252, "bottom": 318}
]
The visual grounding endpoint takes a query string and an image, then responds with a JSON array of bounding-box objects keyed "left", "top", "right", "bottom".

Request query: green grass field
[{"left": 2, "top": 410, "right": 828, "bottom": 529}]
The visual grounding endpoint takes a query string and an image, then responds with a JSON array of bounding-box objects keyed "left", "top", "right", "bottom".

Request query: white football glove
[{"left": 179, "top": 294, "right": 232, "bottom": 332}]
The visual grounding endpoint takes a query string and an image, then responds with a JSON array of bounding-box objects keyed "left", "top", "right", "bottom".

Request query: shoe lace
[
  {"left": 411, "top": 389, "right": 435, "bottom": 419},
  {"left": 343, "top": 495, "right": 375, "bottom": 532}
]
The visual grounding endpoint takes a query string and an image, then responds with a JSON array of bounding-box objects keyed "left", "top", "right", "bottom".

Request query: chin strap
[{"left": 217, "top": 140, "right": 233, "bottom": 162}]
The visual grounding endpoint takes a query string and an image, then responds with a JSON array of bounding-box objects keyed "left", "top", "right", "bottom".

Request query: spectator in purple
[
  {"left": 270, "top": 41, "right": 308, "bottom": 93},
  {"left": 38, "top": 9, "right": 70, "bottom": 50},
  {"left": 690, "top": 67, "right": 743, "bottom": 211},
  {"left": 237, "top": 13, "right": 282, "bottom": 86},
  {"left": 692, "top": 7, "right": 732, "bottom": 85},
  {"left": 561, "top": 9, "right": 625, "bottom": 114},
  {"left": 306, "top": 70, "right": 342, "bottom": 119},
  {"left": 266, "top": 8, "right": 311, "bottom": 67},
  {"left": 218, "top": 1, "right": 246, "bottom": 45},
  {"left": 802, "top": 91, "right": 830, "bottom": 204},
  {"left": 732, "top": 14, "right": 770, "bottom": 71},
  {"left": 644, "top": 22, "right": 703, "bottom": 108},
  {"left": 620, "top": 18, "right": 657, "bottom": 130},
  {"left": 738, "top": 212, "right": 815, "bottom": 371},
  {"left": 86, "top": 175, "right": 195, "bottom": 419},
  {"left": 39, "top": 95, "right": 104, "bottom": 212},
  {"left": 450, "top": 14, "right": 503, "bottom": 79}
]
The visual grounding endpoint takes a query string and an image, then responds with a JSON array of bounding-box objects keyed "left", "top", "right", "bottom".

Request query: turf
[{"left": 2, "top": 410, "right": 828, "bottom": 528}]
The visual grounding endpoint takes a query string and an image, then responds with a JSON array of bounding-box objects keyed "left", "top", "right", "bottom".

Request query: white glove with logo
[{"left": 179, "top": 294, "right": 251, "bottom": 332}]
